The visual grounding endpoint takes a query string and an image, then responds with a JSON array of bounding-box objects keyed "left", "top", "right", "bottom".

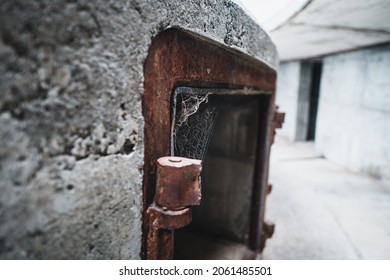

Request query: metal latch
[{"left": 146, "top": 156, "right": 202, "bottom": 259}]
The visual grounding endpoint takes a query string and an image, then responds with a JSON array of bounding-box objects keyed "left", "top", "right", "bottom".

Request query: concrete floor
[{"left": 263, "top": 137, "right": 390, "bottom": 259}]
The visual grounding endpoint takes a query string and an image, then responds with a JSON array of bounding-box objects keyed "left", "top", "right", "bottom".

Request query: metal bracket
[
  {"left": 146, "top": 156, "right": 202, "bottom": 259},
  {"left": 267, "top": 183, "right": 273, "bottom": 195},
  {"left": 270, "top": 105, "right": 285, "bottom": 144},
  {"left": 260, "top": 221, "right": 276, "bottom": 251}
]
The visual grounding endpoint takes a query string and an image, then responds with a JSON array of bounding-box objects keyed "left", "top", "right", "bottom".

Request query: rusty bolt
[{"left": 155, "top": 156, "right": 202, "bottom": 210}]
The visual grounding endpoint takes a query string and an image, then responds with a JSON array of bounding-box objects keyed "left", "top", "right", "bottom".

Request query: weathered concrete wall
[
  {"left": 0, "top": 0, "right": 277, "bottom": 259},
  {"left": 275, "top": 61, "right": 312, "bottom": 141},
  {"left": 316, "top": 45, "right": 390, "bottom": 185},
  {"left": 275, "top": 62, "right": 300, "bottom": 140}
]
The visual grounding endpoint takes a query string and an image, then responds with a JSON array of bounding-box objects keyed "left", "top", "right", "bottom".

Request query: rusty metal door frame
[{"left": 142, "top": 28, "right": 277, "bottom": 259}]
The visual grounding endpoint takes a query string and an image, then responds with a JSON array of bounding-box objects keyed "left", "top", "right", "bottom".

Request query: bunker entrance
[{"left": 171, "top": 87, "right": 271, "bottom": 259}]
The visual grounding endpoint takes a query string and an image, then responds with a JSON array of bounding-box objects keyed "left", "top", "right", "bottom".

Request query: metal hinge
[{"left": 146, "top": 156, "right": 202, "bottom": 259}]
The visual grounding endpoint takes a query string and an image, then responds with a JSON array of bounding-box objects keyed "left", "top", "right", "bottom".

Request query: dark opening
[
  {"left": 307, "top": 62, "right": 322, "bottom": 140},
  {"left": 171, "top": 87, "right": 270, "bottom": 259}
]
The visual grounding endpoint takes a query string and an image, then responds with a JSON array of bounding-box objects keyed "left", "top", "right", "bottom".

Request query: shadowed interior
[{"left": 173, "top": 93, "right": 269, "bottom": 259}]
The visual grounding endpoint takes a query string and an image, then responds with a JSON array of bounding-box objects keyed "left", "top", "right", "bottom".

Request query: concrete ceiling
[{"left": 269, "top": 0, "right": 390, "bottom": 61}]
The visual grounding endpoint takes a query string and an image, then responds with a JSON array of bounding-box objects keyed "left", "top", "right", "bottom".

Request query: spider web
[{"left": 173, "top": 92, "right": 217, "bottom": 160}]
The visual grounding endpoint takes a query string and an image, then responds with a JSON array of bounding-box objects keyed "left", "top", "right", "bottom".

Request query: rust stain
[{"left": 143, "top": 28, "right": 277, "bottom": 259}]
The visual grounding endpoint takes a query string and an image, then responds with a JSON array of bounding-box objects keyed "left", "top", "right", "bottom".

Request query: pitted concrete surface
[
  {"left": 264, "top": 137, "right": 390, "bottom": 259},
  {"left": 0, "top": 0, "right": 277, "bottom": 259}
]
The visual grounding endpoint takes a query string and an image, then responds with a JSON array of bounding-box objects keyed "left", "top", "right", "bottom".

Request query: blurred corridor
[{"left": 264, "top": 137, "right": 390, "bottom": 259}]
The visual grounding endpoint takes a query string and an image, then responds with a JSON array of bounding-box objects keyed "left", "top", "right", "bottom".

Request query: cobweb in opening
[{"left": 173, "top": 92, "right": 218, "bottom": 160}]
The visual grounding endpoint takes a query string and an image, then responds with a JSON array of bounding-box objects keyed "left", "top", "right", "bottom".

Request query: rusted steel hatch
[{"left": 142, "top": 29, "right": 283, "bottom": 259}]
